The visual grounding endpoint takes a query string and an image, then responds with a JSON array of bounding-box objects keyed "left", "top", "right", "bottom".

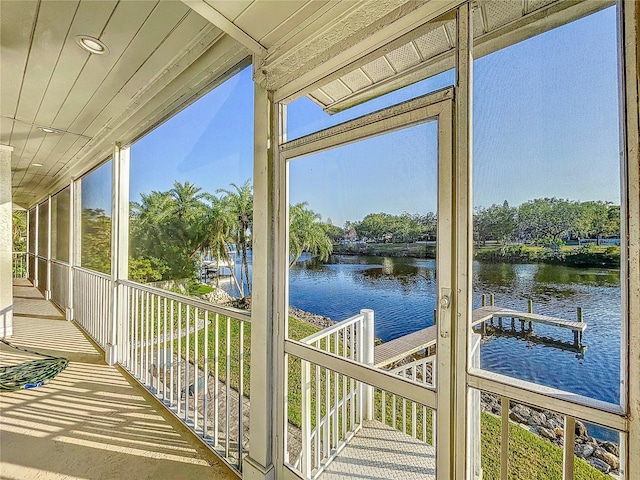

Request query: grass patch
[{"left": 481, "top": 412, "right": 610, "bottom": 480}]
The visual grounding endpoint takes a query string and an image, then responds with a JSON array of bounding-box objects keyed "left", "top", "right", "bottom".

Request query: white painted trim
[
  {"left": 245, "top": 82, "right": 278, "bottom": 478},
  {"left": 46, "top": 195, "right": 52, "bottom": 300},
  {"left": 620, "top": 1, "right": 640, "bottom": 478},
  {"left": 467, "top": 369, "right": 627, "bottom": 432},
  {"left": 181, "top": 0, "right": 266, "bottom": 56},
  {"left": 281, "top": 87, "right": 454, "bottom": 160},
  {"left": 454, "top": 4, "right": 473, "bottom": 480}
]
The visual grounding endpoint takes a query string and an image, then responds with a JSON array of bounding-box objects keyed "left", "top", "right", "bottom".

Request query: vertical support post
[
  {"left": 490, "top": 293, "right": 495, "bottom": 306},
  {"left": 361, "top": 309, "right": 375, "bottom": 420},
  {"left": 563, "top": 416, "right": 575, "bottom": 480},
  {"left": 243, "top": 74, "right": 278, "bottom": 480},
  {"left": 453, "top": 3, "right": 473, "bottom": 480},
  {"left": 527, "top": 299, "right": 533, "bottom": 331},
  {"left": 108, "top": 143, "right": 130, "bottom": 366},
  {"left": 33, "top": 202, "right": 39, "bottom": 288},
  {"left": 620, "top": 2, "right": 640, "bottom": 477},
  {"left": 67, "top": 181, "right": 75, "bottom": 321},
  {"left": 45, "top": 195, "right": 52, "bottom": 300},
  {"left": 0, "top": 145, "right": 15, "bottom": 339},
  {"left": 433, "top": 308, "right": 437, "bottom": 325},
  {"left": 300, "top": 359, "right": 311, "bottom": 478},
  {"left": 481, "top": 294, "right": 486, "bottom": 306},
  {"left": 501, "top": 396, "right": 509, "bottom": 480}
]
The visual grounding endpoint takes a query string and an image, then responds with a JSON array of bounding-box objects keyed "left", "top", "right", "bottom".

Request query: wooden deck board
[{"left": 374, "top": 325, "right": 437, "bottom": 367}]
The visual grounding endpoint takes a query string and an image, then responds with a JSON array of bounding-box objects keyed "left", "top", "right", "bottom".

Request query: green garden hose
[{"left": 0, "top": 339, "right": 69, "bottom": 391}]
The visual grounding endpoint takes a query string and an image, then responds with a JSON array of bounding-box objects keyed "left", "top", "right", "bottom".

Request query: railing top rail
[
  {"left": 118, "top": 279, "right": 251, "bottom": 322},
  {"left": 72, "top": 265, "right": 112, "bottom": 281},
  {"left": 12, "top": 251, "right": 27, "bottom": 255},
  {"left": 388, "top": 354, "right": 436, "bottom": 374},
  {"left": 300, "top": 312, "right": 364, "bottom": 345}
]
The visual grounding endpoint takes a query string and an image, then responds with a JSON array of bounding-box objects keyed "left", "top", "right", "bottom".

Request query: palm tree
[
  {"left": 289, "top": 202, "right": 333, "bottom": 267},
  {"left": 217, "top": 180, "right": 253, "bottom": 296},
  {"left": 200, "top": 193, "right": 242, "bottom": 294}
]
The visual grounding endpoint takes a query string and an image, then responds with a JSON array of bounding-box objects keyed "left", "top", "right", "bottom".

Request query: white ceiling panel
[
  {"left": 70, "top": 2, "right": 197, "bottom": 136},
  {"left": 204, "top": 0, "right": 252, "bottom": 22},
  {"left": 260, "top": 0, "right": 329, "bottom": 47},
  {"left": 234, "top": 1, "right": 311, "bottom": 44},
  {"left": 14, "top": 1, "right": 80, "bottom": 126},
  {"left": 53, "top": 1, "right": 159, "bottom": 132},
  {"left": 34, "top": 1, "right": 118, "bottom": 129},
  {"left": 0, "top": 0, "right": 39, "bottom": 119}
]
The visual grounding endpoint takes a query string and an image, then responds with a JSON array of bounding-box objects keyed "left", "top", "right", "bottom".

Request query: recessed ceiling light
[
  {"left": 75, "top": 35, "right": 109, "bottom": 55},
  {"left": 39, "top": 127, "right": 56, "bottom": 133},
  {"left": 31, "top": 163, "right": 43, "bottom": 167}
]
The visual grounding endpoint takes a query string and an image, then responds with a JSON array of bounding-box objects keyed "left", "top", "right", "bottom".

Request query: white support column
[
  {"left": 454, "top": 3, "right": 473, "bottom": 480},
  {"left": 33, "top": 202, "right": 39, "bottom": 288},
  {"left": 243, "top": 80, "right": 277, "bottom": 480},
  {"left": 107, "top": 143, "right": 130, "bottom": 366},
  {"left": 361, "top": 309, "right": 375, "bottom": 420},
  {"left": 0, "top": 144, "right": 15, "bottom": 339},
  {"left": 621, "top": 1, "right": 640, "bottom": 478},
  {"left": 67, "top": 181, "right": 75, "bottom": 321},
  {"left": 45, "top": 195, "right": 52, "bottom": 300}
]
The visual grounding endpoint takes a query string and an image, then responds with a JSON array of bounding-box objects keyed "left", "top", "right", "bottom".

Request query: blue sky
[{"left": 82, "top": 6, "right": 620, "bottom": 227}]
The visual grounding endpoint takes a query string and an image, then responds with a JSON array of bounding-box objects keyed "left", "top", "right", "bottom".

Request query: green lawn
[{"left": 481, "top": 412, "right": 610, "bottom": 480}]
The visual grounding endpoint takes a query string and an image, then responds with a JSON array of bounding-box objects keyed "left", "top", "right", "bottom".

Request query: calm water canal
[{"left": 288, "top": 254, "right": 621, "bottom": 409}]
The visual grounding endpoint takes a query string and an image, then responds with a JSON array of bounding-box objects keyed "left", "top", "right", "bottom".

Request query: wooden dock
[
  {"left": 374, "top": 305, "right": 587, "bottom": 367},
  {"left": 374, "top": 325, "right": 437, "bottom": 367}
]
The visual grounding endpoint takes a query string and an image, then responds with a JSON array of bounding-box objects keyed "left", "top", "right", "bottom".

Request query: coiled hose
[{"left": 0, "top": 339, "right": 69, "bottom": 391}]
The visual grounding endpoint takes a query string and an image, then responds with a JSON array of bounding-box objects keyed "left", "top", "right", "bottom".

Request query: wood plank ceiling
[{"left": 1, "top": 0, "right": 248, "bottom": 207}]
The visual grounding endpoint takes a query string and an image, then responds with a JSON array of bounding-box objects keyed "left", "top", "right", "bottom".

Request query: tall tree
[
  {"left": 289, "top": 202, "right": 333, "bottom": 267},
  {"left": 217, "top": 180, "right": 253, "bottom": 296}
]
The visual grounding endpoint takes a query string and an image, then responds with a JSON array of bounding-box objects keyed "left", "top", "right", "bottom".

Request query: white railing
[
  {"left": 375, "top": 353, "right": 437, "bottom": 445},
  {"left": 119, "top": 280, "right": 251, "bottom": 473},
  {"left": 27, "top": 252, "right": 35, "bottom": 280},
  {"left": 51, "top": 260, "right": 69, "bottom": 311},
  {"left": 37, "top": 256, "right": 47, "bottom": 295},
  {"left": 12, "top": 252, "right": 27, "bottom": 279},
  {"left": 297, "top": 309, "right": 375, "bottom": 479},
  {"left": 73, "top": 267, "right": 112, "bottom": 349}
]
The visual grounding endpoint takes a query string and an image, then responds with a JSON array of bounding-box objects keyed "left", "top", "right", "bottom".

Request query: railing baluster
[
  {"left": 214, "top": 312, "right": 219, "bottom": 446},
  {"left": 194, "top": 307, "right": 199, "bottom": 431},
  {"left": 238, "top": 319, "right": 244, "bottom": 463},
  {"left": 177, "top": 302, "right": 182, "bottom": 415},
  {"left": 501, "top": 396, "right": 509, "bottom": 480},
  {"left": 203, "top": 311, "right": 209, "bottom": 437},
  {"left": 333, "top": 331, "right": 339, "bottom": 449},
  {"left": 145, "top": 291, "right": 150, "bottom": 386},
  {"left": 163, "top": 297, "right": 167, "bottom": 402},
  {"left": 170, "top": 299, "right": 175, "bottom": 407},
  {"left": 315, "top": 344, "right": 321, "bottom": 470},
  {"left": 185, "top": 304, "right": 191, "bottom": 423},
  {"left": 225, "top": 315, "right": 231, "bottom": 459},
  {"left": 563, "top": 416, "right": 576, "bottom": 480},
  {"left": 350, "top": 323, "right": 355, "bottom": 431},
  {"left": 412, "top": 365, "right": 417, "bottom": 438},
  {"left": 156, "top": 295, "right": 161, "bottom": 395}
]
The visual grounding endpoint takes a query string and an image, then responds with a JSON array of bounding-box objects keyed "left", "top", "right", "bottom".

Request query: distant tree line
[
  {"left": 474, "top": 198, "right": 620, "bottom": 248},
  {"left": 327, "top": 198, "right": 619, "bottom": 248}
]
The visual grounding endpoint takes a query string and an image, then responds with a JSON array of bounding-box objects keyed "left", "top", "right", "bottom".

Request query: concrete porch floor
[{"left": 1, "top": 280, "right": 238, "bottom": 480}]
